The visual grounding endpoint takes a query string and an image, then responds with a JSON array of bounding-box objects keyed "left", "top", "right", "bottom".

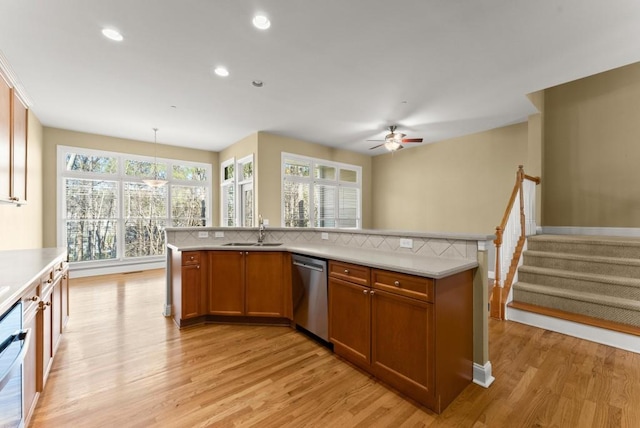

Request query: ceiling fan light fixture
[{"left": 384, "top": 141, "right": 402, "bottom": 151}]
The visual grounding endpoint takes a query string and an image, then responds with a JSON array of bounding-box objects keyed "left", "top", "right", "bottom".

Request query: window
[
  {"left": 220, "top": 155, "right": 254, "bottom": 226},
  {"left": 58, "top": 146, "right": 211, "bottom": 264},
  {"left": 282, "top": 153, "right": 361, "bottom": 228}
]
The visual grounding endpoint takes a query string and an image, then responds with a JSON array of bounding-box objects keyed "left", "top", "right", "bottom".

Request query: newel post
[
  {"left": 517, "top": 165, "right": 525, "bottom": 237},
  {"left": 491, "top": 226, "right": 504, "bottom": 319}
]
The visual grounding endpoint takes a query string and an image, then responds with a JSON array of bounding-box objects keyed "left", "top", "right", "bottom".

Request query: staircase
[{"left": 509, "top": 235, "right": 640, "bottom": 344}]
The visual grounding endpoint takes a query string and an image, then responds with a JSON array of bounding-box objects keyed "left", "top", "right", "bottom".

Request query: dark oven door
[{"left": 0, "top": 300, "right": 30, "bottom": 428}]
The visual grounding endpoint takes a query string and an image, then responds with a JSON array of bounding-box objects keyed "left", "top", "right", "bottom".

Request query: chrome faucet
[{"left": 258, "top": 214, "right": 265, "bottom": 243}]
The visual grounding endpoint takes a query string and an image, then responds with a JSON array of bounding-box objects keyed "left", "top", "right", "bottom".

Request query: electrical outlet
[
  {"left": 263, "top": 218, "right": 269, "bottom": 226},
  {"left": 400, "top": 238, "right": 413, "bottom": 249},
  {"left": 321, "top": 232, "right": 329, "bottom": 240},
  {"left": 214, "top": 231, "right": 224, "bottom": 238},
  {"left": 198, "top": 231, "right": 209, "bottom": 238}
]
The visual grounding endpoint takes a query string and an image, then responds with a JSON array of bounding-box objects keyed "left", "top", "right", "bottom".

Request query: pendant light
[{"left": 143, "top": 127, "right": 168, "bottom": 187}]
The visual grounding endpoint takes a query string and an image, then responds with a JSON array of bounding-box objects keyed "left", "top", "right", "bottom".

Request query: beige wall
[
  {"left": 0, "top": 111, "right": 44, "bottom": 250},
  {"left": 42, "top": 127, "right": 219, "bottom": 247},
  {"left": 372, "top": 123, "right": 528, "bottom": 234},
  {"left": 544, "top": 62, "right": 640, "bottom": 227},
  {"left": 256, "top": 132, "right": 373, "bottom": 229}
]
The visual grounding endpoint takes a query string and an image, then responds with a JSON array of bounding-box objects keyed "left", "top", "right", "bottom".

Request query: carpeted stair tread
[
  {"left": 523, "top": 250, "right": 640, "bottom": 266},
  {"left": 527, "top": 235, "right": 640, "bottom": 258},
  {"left": 514, "top": 282, "right": 640, "bottom": 311},
  {"left": 517, "top": 265, "right": 640, "bottom": 289}
]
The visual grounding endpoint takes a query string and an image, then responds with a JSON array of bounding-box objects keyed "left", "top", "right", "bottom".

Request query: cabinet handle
[
  {"left": 363, "top": 289, "right": 368, "bottom": 294},
  {"left": 370, "top": 290, "right": 375, "bottom": 295},
  {"left": 394, "top": 280, "right": 400, "bottom": 287},
  {"left": 28, "top": 296, "right": 38, "bottom": 302},
  {"left": 46, "top": 279, "right": 53, "bottom": 284},
  {"left": 344, "top": 269, "right": 349, "bottom": 274},
  {"left": 63, "top": 274, "right": 68, "bottom": 280},
  {"left": 190, "top": 256, "right": 195, "bottom": 260},
  {"left": 196, "top": 265, "right": 200, "bottom": 269},
  {"left": 39, "top": 301, "right": 51, "bottom": 311}
]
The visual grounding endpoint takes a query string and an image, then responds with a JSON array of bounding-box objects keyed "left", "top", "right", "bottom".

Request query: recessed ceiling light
[
  {"left": 252, "top": 15, "right": 271, "bottom": 30},
  {"left": 214, "top": 66, "right": 229, "bottom": 77},
  {"left": 252, "top": 80, "right": 264, "bottom": 88},
  {"left": 102, "top": 28, "right": 123, "bottom": 42}
]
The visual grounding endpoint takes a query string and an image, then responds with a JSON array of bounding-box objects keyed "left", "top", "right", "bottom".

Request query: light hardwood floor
[{"left": 30, "top": 269, "right": 640, "bottom": 427}]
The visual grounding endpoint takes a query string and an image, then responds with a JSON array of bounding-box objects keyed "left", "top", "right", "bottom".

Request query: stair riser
[
  {"left": 517, "top": 271, "right": 640, "bottom": 300},
  {"left": 513, "top": 289, "right": 640, "bottom": 328},
  {"left": 523, "top": 254, "right": 640, "bottom": 279},
  {"left": 528, "top": 240, "right": 640, "bottom": 259}
]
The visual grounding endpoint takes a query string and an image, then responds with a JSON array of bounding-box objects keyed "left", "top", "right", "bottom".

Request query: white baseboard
[
  {"left": 540, "top": 226, "right": 640, "bottom": 238},
  {"left": 507, "top": 306, "right": 640, "bottom": 354},
  {"left": 473, "top": 361, "right": 495, "bottom": 388},
  {"left": 70, "top": 261, "right": 165, "bottom": 278}
]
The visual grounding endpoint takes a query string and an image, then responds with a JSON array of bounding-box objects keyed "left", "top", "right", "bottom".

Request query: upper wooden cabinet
[
  {"left": 0, "top": 78, "right": 28, "bottom": 204},
  {"left": 0, "top": 76, "right": 10, "bottom": 200},
  {"left": 11, "top": 89, "right": 28, "bottom": 203}
]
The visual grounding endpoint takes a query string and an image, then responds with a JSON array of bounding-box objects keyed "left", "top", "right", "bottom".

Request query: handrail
[{"left": 490, "top": 165, "right": 540, "bottom": 320}]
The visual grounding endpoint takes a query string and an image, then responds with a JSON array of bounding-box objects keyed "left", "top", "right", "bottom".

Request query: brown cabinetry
[
  {"left": 171, "top": 251, "right": 207, "bottom": 325},
  {"left": 328, "top": 261, "right": 473, "bottom": 413},
  {"left": 328, "top": 262, "right": 371, "bottom": 370},
  {"left": 208, "top": 251, "right": 285, "bottom": 317},
  {"left": 21, "top": 279, "right": 40, "bottom": 424},
  {"left": 0, "top": 76, "right": 28, "bottom": 204}
]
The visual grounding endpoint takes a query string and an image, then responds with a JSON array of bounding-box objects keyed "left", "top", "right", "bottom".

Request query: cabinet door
[
  {"left": 0, "top": 77, "right": 9, "bottom": 200},
  {"left": 371, "top": 289, "right": 434, "bottom": 405},
  {"left": 245, "top": 251, "right": 284, "bottom": 317},
  {"left": 182, "top": 263, "right": 204, "bottom": 319},
  {"left": 38, "top": 289, "right": 53, "bottom": 391},
  {"left": 51, "top": 279, "right": 62, "bottom": 356},
  {"left": 209, "top": 251, "right": 244, "bottom": 315},
  {"left": 328, "top": 277, "right": 371, "bottom": 369},
  {"left": 22, "top": 293, "right": 38, "bottom": 424},
  {"left": 11, "top": 90, "right": 27, "bottom": 202},
  {"left": 61, "top": 266, "right": 69, "bottom": 328}
]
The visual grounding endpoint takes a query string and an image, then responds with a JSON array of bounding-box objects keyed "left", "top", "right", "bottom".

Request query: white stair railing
[{"left": 491, "top": 165, "right": 540, "bottom": 320}]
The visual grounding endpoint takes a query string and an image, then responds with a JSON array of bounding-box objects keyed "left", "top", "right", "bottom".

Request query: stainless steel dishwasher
[{"left": 291, "top": 254, "right": 329, "bottom": 342}]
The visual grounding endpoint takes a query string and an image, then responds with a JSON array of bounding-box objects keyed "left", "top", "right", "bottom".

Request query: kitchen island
[{"left": 166, "top": 226, "right": 492, "bottom": 413}]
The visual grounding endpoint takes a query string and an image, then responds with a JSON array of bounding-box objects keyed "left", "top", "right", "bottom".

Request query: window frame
[
  {"left": 57, "top": 145, "right": 212, "bottom": 269},
  {"left": 220, "top": 154, "right": 254, "bottom": 227},
  {"left": 281, "top": 152, "right": 361, "bottom": 229}
]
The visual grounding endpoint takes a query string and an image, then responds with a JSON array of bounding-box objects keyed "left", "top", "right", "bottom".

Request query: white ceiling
[{"left": 1, "top": 1, "right": 640, "bottom": 154}]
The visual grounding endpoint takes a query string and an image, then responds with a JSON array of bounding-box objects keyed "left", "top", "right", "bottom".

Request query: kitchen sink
[{"left": 222, "top": 242, "right": 282, "bottom": 247}]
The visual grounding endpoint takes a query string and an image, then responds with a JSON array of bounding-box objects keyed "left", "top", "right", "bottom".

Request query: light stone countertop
[
  {"left": 0, "top": 247, "right": 68, "bottom": 315},
  {"left": 167, "top": 243, "right": 478, "bottom": 279}
]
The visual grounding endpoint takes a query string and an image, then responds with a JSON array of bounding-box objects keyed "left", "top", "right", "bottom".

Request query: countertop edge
[
  {"left": 167, "top": 243, "right": 478, "bottom": 279},
  {"left": 0, "top": 248, "right": 68, "bottom": 315}
]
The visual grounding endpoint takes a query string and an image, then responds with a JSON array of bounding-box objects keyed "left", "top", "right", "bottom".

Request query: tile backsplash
[{"left": 166, "top": 228, "right": 486, "bottom": 261}]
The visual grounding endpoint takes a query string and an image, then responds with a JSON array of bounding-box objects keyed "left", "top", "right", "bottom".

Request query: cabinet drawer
[
  {"left": 372, "top": 269, "right": 434, "bottom": 302},
  {"left": 182, "top": 251, "right": 201, "bottom": 266},
  {"left": 329, "top": 261, "right": 370, "bottom": 286},
  {"left": 41, "top": 268, "right": 54, "bottom": 293},
  {"left": 53, "top": 260, "right": 68, "bottom": 280}
]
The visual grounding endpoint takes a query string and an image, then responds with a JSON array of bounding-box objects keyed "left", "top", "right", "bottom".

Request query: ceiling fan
[{"left": 368, "top": 125, "right": 423, "bottom": 152}]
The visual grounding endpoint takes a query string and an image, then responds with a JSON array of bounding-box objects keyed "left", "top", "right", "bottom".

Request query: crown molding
[{"left": 0, "top": 50, "right": 32, "bottom": 107}]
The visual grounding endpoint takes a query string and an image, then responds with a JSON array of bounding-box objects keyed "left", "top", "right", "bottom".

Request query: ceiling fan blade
[
  {"left": 366, "top": 139, "right": 384, "bottom": 142},
  {"left": 401, "top": 138, "right": 423, "bottom": 143},
  {"left": 369, "top": 143, "right": 385, "bottom": 150}
]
